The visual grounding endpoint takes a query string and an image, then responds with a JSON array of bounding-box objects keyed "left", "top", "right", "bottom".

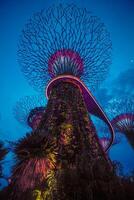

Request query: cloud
[
  {"left": 94, "top": 88, "right": 112, "bottom": 108},
  {"left": 111, "top": 66, "right": 134, "bottom": 97}
]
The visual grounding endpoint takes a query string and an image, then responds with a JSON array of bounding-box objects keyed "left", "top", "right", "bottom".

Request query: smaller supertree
[
  {"left": 106, "top": 96, "right": 134, "bottom": 149},
  {"left": 93, "top": 117, "right": 121, "bottom": 151},
  {"left": 13, "top": 95, "right": 46, "bottom": 130}
]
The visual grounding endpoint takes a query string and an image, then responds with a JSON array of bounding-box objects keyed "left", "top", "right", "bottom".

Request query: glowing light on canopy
[{"left": 106, "top": 96, "right": 134, "bottom": 148}]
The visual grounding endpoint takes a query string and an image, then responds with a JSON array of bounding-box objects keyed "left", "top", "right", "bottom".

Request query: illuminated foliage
[
  {"left": 59, "top": 123, "right": 73, "bottom": 145},
  {"left": 33, "top": 190, "right": 43, "bottom": 200},
  {"left": 33, "top": 170, "right": 57, "bottom": 200},
  {"left": 8, "top": 132, "right": 57, "bottom": 200}
]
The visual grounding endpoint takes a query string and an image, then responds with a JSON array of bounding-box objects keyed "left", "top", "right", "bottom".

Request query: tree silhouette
[
  {"left": 13, "top": 95, "right": 46, "bottom": 130},
  {"left": 106, "top": 96, "right": 134, "bottom": 149}
]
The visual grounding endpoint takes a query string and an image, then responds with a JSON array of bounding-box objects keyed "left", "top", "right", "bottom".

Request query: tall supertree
[
  {"left": 8, "top": 4, "right": 126, "bottom": 200},
  {"left": 13, "top": 95, "right": 46, "bottom": 130},
  {"left": 17, "top": 4, "right": 114, "bottom": 150},
  {"left": 106, "top": 96, "right": 134, "bottom": 149}
]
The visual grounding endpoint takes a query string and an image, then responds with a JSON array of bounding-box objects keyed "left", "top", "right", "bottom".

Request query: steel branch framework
[{"left": 18, "top": 4, "right": 112, "bottom": 92}]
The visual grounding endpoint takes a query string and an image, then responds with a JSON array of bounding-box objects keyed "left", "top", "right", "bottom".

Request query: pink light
[
  {"left": 12, "top": 158, "right": 52, "bottom": 191},
  {"left": 48, "top": 49, "right": 83, "bottom": 77},
  {"left": 100, "top": 137, "right": 110, "bottom": 151},
  {"left": 111, "top": 113, "right": 134, "bottom": 133},
  {"left": 30, "top": 113, "right": 44, "bottom": 130}
]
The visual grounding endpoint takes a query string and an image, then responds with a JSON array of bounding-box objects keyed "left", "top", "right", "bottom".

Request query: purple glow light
[{"left": 48, "top": 49, "right": 83, "bottom": 77}]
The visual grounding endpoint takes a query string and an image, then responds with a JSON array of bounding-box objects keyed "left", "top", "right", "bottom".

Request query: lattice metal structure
[
  {"left": 18, "top": 4, "right": 112, "bottom": 92},
  {"left": 106, "top": 97, "right": 134, "bottom": 148},
  {"left": 13, "top": 95, "right": 46, "bottom": 130}
]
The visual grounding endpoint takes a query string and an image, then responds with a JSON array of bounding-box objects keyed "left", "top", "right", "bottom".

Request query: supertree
[
  {"left": 13, "top": 95, "right": 46, "bottom": 130},
  {"left": 8, "top": 4, "right": 127, "bottom": 200},
  {"left": 17, "top": 4, "right": 115, "bottom": 150},
  {"left": 106, "top": 96, "right": 134, "bottom": 149},
  {"left": 18, "top": 5, "right": 112, "bottom": 93},
  {"left": 93, "top": 118, "right": 121, "bottom": 151}
]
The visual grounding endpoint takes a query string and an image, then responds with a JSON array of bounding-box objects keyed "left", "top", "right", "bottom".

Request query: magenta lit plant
[{"left": 11, "top": 132, "right": 57, "bottom": 193}]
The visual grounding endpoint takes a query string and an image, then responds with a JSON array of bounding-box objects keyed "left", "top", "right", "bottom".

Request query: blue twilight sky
[{"left": 0, "top": 0, "right": 134, "bottom": 185}]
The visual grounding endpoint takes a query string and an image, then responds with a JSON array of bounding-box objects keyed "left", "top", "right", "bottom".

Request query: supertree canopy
[
  {"left": 106, "top": 96, "right": 134, "bottom": 148},
  {"left": 7, "top": 4, "right": 128, "bottom": 200},
  {"left": 18, "top": 4, "right": 112, "bottom": 92},
  {"left": 13, "top": 95, "right": 46, "bottom": 130}
]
